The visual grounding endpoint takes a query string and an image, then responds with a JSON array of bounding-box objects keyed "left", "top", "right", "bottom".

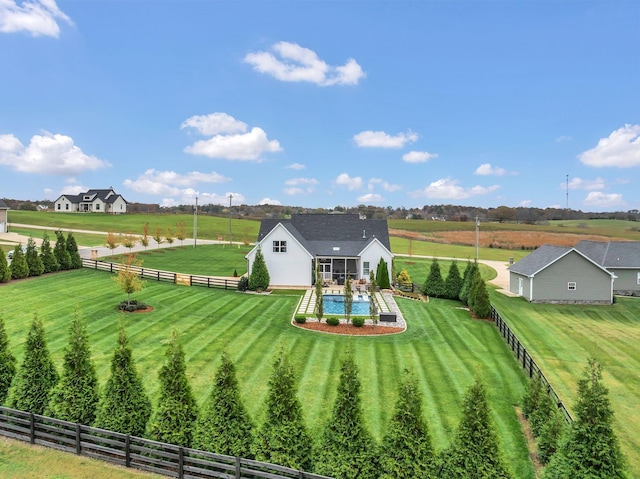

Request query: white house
[
  {"left": 54, "top": 188, "right": 127, "bottom": 214},
  {"left": 0, "top": 199, "right": 8, "bottom": 233},
  {"left": 246, "top": 214, "right": 394, "bottom": 288}
]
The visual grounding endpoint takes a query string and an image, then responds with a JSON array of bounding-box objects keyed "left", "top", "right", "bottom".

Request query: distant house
[
  {"left": 0, "top": 199, "right": 8, "bottom": 233},
  {"left": 574, "top": 240, "right": 640, "bottom": 296},
  {"left": 508, "top": 244, "right": 616, "bottom": 304},
  {"left": 245, "top": 214, "right": 394, "bottom": 288},
  {"left": 54, "top": 188, "right": 127, "bottom": 214}
]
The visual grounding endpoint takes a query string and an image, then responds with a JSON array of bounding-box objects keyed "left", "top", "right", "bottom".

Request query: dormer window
[{"left": 83, "top": 196, "right": 91, "bottom": 201}]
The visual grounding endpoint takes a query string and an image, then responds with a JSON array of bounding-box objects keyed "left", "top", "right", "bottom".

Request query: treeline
[
  {"left": 0, "top": 231, "right": 82, "bottom": 283},
  {"left": 0, "top": 314, "right": 517, "bottom": 478}
]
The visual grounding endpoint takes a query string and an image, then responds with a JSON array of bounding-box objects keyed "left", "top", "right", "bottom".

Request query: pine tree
[
  {"left": 379, "top": 371, "right": 436, "bottom": 479},
  {"left": 537, "top": 407, "right": 566, "bottom": 465},
  {"left": 314, "top": 265, "right": 324, "bottom": 321},
  {"left": 468, "top": 275, "right": 491, "bottom": 319},
  {"left": 0, "top": 249, "right": 10, "bottom": 283},
  {"left": 149, "top": 331, "right": 198, "bottom": 447},
  {"left": 376, "top": 258, "right": 391, "bottom": 289},
  {"left": 441, "top": 378, "right": 512, "bottom": 478},
  {"left": 444, "top": 260, "right": 464, "bottom": 300},
  {"left": 315, "top": 348, "right": 379, "bottom": 479},
  {"left": 459, "top": 261, "right": 479, "bottom": 305},
  {"left": 66, "top": 232, "right": 83, "bottom": 269},
  {"left": 423, "top": 258, "right": 445, "bottom": 298},
  {"left": 25, "top": 237, "right": 44, "bottom": 277},
  {"left": 0, "top": 314, "right": 16, "bottom": 405},
  {"left": 344, "top": 274, "right": 353, "bottom": 323},
  {"left": 543, "top": 358, "right": 625, "bottom": 478},
  {"left": 39, "top": 233, "right": 59, "bottom": 273},
  {"left": 9, "top": 245, "right": 29, "bottom": 279},
  {"left": 522, "top": 373, "right": 545, "bottom": 419},
  {"left": 54, "top": 230, "right": 71, "bottom": 270},
  {"left": 369, "top": 270, "right": 378, "bottom": 325},
  {"left": 8, "top": 313, "right": 59, "bottom": 414},
  {"left": 193, "top": 351, "right": 254, "bottom": 457},
  {"left": 46, "top": 313, "right": 99, "bottom": 425},
  {"left": 249, "top": 246, "right": 270, "bottom": 291},
  {"left": 94, "top": 323, "right": 151, "bottom": 436},
  {"left": 254, "top": 349, "right": 312, "bottom": 471}
]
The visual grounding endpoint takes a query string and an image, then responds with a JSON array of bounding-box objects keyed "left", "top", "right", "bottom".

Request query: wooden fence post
[
  {"left": 29, "top": 413, "right": 35, "bottom": 444},
  {"left": 178, "top": 447, "right": 184, "bottom": 479},
  {"left": 235, "top": 456, "right": 241, "bottom": 478},
  {"left": 76, "top": 423, "right": 81, "bottom": 454},
  {"left": 125, "top": 434, "right": 131, "bottom": 467}
]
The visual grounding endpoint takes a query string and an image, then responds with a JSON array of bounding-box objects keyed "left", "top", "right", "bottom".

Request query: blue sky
[{"left": 1, "top": 1, "right": 639, "bottom": 211}]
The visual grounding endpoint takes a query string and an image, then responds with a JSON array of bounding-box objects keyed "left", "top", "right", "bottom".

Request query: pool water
[{"left": 323, "top": 294, "right": 371, "bottom": 315}]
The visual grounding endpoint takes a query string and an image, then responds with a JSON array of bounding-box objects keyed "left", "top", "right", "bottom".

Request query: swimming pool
[{"left": 323, "top": 294, "right": 371, "bottom": 315}]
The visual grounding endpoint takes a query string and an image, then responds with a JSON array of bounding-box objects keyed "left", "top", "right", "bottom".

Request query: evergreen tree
[
  {"left": 441, "top": 378, "right": 512, "bottom": 479},
  {"left": 522, "top": 373, "right": 545, "bottom": 420},
  {"left": 537, "top": 407, "right": 566, "bottom": 465},
  {"left": 0, "top": 249, "right": 10, "bottom": 283},
  {"left": 94, "top": 324, "right": 151, "bottom": 436},
  {"left": 8, "top": 313, "right": 59, "bottom": 414},
  {"left": 314, "top": 265, "right": 324, "bottom": 321},
  {"left": 66, "top": 232, "right": 83, "bottom": 269},
  {"left": 0, "top": 314, "right": 16, "bottom": 405},
  {"left": 249, "top": 246, "right": 270, "bottom": 291},
  {"left": 376, "top": 258, "right": 391, "bottom": 289},
  {"left": 379, "top": 371, "right": 436, "bottom": 479},
  {"left": 193, "top": 351, "right": 254, "bottom": 457},
  {"left": 149, "top": 331, "right": 198, "bottom": 447},
  {"left": 46, "top": 313, "right": 99, "bottom": 425},
  {"left": 369, "top": 270, "right": 378, "bottom": 325},
  {"left": 54, "top": 230, "right": 71, "bottom": 270},
  {"left": 423, "top": 258, "right": 445, "bottom": 298},
  {"left": 344, "top": 274, "right": 353, "bottom": 323},
  {"left": 254, "top": 349, "right": 312, "bottom": 471},
  {"left": 543, "top": 358, "right": 625, "bottom": 478},
  {"left": 315, "top": 348, "right": 379, "bottom": 479},
  {"left": 25, "top": 237, "right": 44, "bottom": 276},
  {"left": 9, "top": 245, "right": 29, "bottom": 279},
  {"left": 459, "top": 261, "right": 479, "bottom": 305},
  {"left": 468, "top": 275, "right": 491, "bottom": 319},
  {"left": 39, "top": 233, "right": 59, "bottom": 273},
  {"left": 529, "top": 386, "right": 556, "bottom": 438},
  {"left": 443, "top": 260, "right": 464, "bottom": 300}
]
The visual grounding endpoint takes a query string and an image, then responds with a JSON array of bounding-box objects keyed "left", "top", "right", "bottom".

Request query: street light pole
[{"left": 193, "top": 196, "right": 198, "bottom": 248}]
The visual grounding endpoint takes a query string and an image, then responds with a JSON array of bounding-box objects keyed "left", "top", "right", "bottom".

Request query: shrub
[
  {"left": 237, "top": 276, "right": 249, "bottom": 291},
  {"left": 0, "top": 249, "right": 10, "bottom": 283},
  {"left": 376, "top": 258, "right": 391, "bottom": 289},
  {"left": 249, "top": 246, "right": 270, "bottom": 291},
  {"left": 294, "top": 315, "right": 307, "bottom": 324},
  {"left": 326, "top": 317, "right": 340, "bottom": 326},
  {"left": 352, "top": 317, "right": 365, "bottom": 327},
  {"left": 423, "top": 258, "right": 446, "bottom": 298},
  {"left": 9, "top": 245, "right": 29, "bottom": 280},
  {"left": 0, "top": 314, "right": 16, "bottom": 405}
]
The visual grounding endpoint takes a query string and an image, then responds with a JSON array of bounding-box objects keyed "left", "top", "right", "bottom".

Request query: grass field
[
  {"left": 490, "top": 292, "right": 640, "bottom": 476},
  {"left": 0, "top": 269, "right": 535, "bottom": 478}
]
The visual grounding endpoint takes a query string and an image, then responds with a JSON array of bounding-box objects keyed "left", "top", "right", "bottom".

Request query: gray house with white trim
[
  {"left": 246, "top": 214, "right": 394, "bottom": 288},
  {"left": 574, "top": 240, "right": 640, "bottom": 296},
  {"left": 508, "top": 244, "right": 616, "bottom": 304}
]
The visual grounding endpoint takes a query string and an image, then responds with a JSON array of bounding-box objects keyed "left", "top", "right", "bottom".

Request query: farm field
[
  {"left": 0, "top": 269, "right": 535, "bottom": 478},
  {"left": 490, "top": 293, "right": 640, "bottom": 476}
]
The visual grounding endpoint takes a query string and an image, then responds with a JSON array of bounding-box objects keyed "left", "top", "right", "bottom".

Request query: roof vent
[
  {"left": 333, "top": 246, "right": 340, "bottom": 251},
  {"left": 362, "top": 229, "right": 366, "bottom": 239}
]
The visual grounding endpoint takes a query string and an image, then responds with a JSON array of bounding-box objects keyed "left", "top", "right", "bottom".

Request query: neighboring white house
[
  {"left": 54, "top": 188, "right": 128, "bottom": 214},
  {"left": 0, "top": 199, "right": 8, "bottom": 233},
  {"left": 245, "top": 214, "right": 394, "bottom": 288}
]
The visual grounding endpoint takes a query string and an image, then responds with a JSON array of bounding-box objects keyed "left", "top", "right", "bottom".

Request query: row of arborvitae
[
  {"left": 422, "top": 259, "right": 491, "bottom": 318},
  {"left": 0, "top": 231, "right": 82, "bottom": 283},
  {"left": 0, "top": 313, "right": 513, "bottom": 478},
  {"left": 522, "top": 361, "right": 625, "bottom": 478}
]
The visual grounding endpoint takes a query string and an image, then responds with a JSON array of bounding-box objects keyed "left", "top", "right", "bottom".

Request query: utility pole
[
  {"left": 228, "top": 194, "right": 233, "bottom": 246},
  {"left": 566, "top": 174, "right": 569, "bottom": 211},
  {"left": 193, "top": 196, "right": 198, "bottom": 248},
  {"left": 475, "top": 215, "right": 480, "bottom": 261}
]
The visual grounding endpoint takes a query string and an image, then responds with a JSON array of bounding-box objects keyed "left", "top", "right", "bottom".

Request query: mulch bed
[{"left": 293, "top": 321, "right": 404, "bottom": 336}]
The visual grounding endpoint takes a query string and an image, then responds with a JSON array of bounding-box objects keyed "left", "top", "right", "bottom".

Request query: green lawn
[
  {"left": 490, "top": 293, "right": 640, "bottom": 476},
  {"left": 0, "top": 269, "right": 535, "bottom": 478},
  {"left": 394, "top": 256, "right": 498, "bottom": 287},
  {"left": 390, "top": 236, "right": 530, "bottom": 262},
  {"left": 7, "top": 226, "right": 107, "bottom": 248}
]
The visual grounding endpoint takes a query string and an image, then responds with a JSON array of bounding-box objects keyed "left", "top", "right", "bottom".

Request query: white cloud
[
  {"left": 180, "top": 113, "right": 248, "bottom": 136},
  {"left": 583, "top": 191, "right": 626, "bottom": 208},
  {"left": 284, "top": 177, "right": 318, "bottom": 186},
  {"left": 259, "top": 197, "right": 281, "bottom": 206},
  {"left": 578, "top": 124, "right": 640, "bottom": 168},
  {"left": 357, "top": 193, "right": 384, "bottom": 203},
  {"left": 283, "top": 187, "right": 304, "bottom": 196},
  {"left": 402, "top": 150, "right": 438, "bottom": 163},
  {"left": 409, "top": 178, "right": 500, "bottom": 200},
  {"left": 567, "top": 177, "right": 606, "bottom": 191},
  {"left": 123, "top": 168, "right": 230, "bottom": 196},
  {"left": 283, "top": 177, "right": 318, "bottom": 194},
  {"left": 353, "top": 130, "right": 418, "bottom": 149},
  {"left": 556, "top": 135, "right": 573, "bottom": 143},
  {"left": 335, "top": 173, "right": 363, "bottom": 191},
  {"left": 519, "top": 200, "right": 532, "bottom": 207},
  {"left": 60, "top": 184, "right": 87, "bottom": 195},
  {"left": 285, "top": 162, "right": 305, "bottom": 170},
  {"left": 162, "top": 190, "right": 245, "bottom": 207},
  {"left": 244, "top": 41, "right": 365, "bottom": 86},
  {"left": 475, "top": 163, "right": 510, "bottom": 176},
  {"left": 0, "top": 0, "right": 72, "bottom": 37},
  {"left": 0, "top": 132, "right": 110, "bottom": 175},
  {"left": 369, "top": 178, "right": 401, "bottom": 192}
]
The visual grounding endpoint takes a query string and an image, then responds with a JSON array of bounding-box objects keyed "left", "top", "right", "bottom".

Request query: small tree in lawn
[
  {"left": 176, "top": 221, "right": 187, "bottom": 246},
  {"left": 8, "top": 313, "right": 59, "bottom": 414},
  {"left": 9, "top": 245, "right": 29, "bottom": 279},
  {"left": 248, "top": 246, "right": 270, "bottom": 291},
  {"left": 94, "top": 323, "right": 151, "bottom": 436},
  {"left": 344, "top": 274, "right": 353, "bottom": 323},
  {"left": 369, "top": 270, "right": 378, "bottom": 325},
  {"left": 66, "top": 232, "right": 82, "bottom": 269},
  {"left": 315, "top": 347, "right": 379, "bottom": 479},
  {"left": 39, "top": 233, "right": 59, "bottom": 273},
  {"left": 193, "top": 351, "right": 254, "bottom": 457},
  {"left": 121, "top": 233, "right": 137, "bottom": 253},
  {"left": 113, "top": 253, "right": 145, "bottom": 308},
  {"left": 380, "top": 370, "right": 437, "bottom": 479},
  {"left": 25, "top": 237, "right": 44, "bottom": 276},
  {"left": 0, "top": 314, "right": 16, "bottom": 405},
  {"left": 423, "top": 258, "right": 446, "bottom": 298},
  {"left": 396, "top": 268, "right": 412, "bottom": 288},
  {"left": 459, "top": 261, "right": 479, "bottom": 306},
  {"left": 149, "top": 331, "right": 198, "bottom": 447},
  {"left": 468, "top": 275, "right": 491, "bottom": 319},
  {"left": 376, "top": 257, "right": 391, "bottom": 289},
  {"left": 105, "top": 231, "right": 119, "bottom": 255},
  {"left": 140, "top": 222, "right": 150, "bottom": 250},
  {"left": 314, "top": 264, "right": 323, "bottom": 321},
  {"left": 0, "top": 249, "right": 10, "bottom": 283},
  {"left": 165, "top": 227, "right": 175, "bottom": 247},
  {"left": 444, "top": 259, "right": 464, "bottom": 300},
  {"left": 46, "top": 312, "right": 99, "bottom": 425},
  {"left": 254, "top": 348, "right": 312, "bottom": 471},
  {"left": 54, "top": 230, "right": 71, "bottom": 270},
  {"left": 153, "top": 226, "right": 164, "bottom": 248}
]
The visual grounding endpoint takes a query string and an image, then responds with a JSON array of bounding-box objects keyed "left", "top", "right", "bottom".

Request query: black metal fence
[
  {"left": 82, "top": 259, "right": 240, "bottom": 291},
  {"left": 0, "top": 406, "right": 331, "bottom": 479},
  {"left": 490, "top": 306, "right": 573, "bottom": 424}
]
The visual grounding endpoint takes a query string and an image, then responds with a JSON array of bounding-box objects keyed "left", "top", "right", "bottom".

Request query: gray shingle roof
[
  {"left": 58, "top": 188, "right": 127, "bottom": 204},
  {"left": 575, "top": 240, "right": 640, "bottom": 268},
  {"left": 0, "top": 199, "right": 8, "bottom": 209},
  {"left": 508, "top": 244, "right": 573, "bottom": 276}
]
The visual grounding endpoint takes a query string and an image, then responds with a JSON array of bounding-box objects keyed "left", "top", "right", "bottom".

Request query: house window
[
  {"left": 96, "top": 204, "right": 100, "bottom": 210},
  {"left": 363, "top": 261, "right": 370, "bottom": 276},
  {"left": 65, "top": 204, "right": 69, "bottom": 210},
  {"left": 57, "top": 204, "right": 61, "bottom": 210},
  {"left": 568, "top": 282, "right": 577, "bottom": 291},
  {"left": 273, "top": 240, "right": 287, "bottom": 253},
  {"left": 637, "top": 272, "right": 640, "bottom": 285}
]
